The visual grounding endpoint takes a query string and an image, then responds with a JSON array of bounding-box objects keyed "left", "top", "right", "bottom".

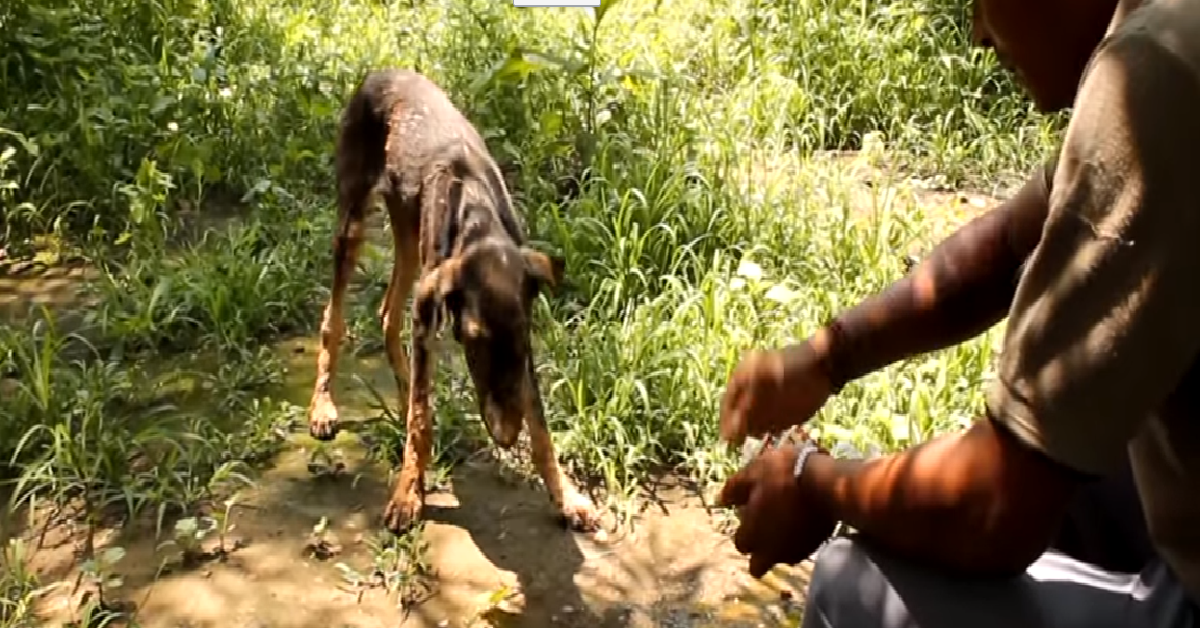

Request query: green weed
[{"left": 1, "top": 0, "right": 1061, "bottom": 622}]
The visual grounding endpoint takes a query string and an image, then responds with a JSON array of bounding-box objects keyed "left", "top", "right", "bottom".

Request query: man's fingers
[
  {"left": 733, "top": 517, "right": 760, "bottom": 556},
  {"left": 747, "top": 543, "right": 811, "bottom": 579},
  {"left": 731, "top": 493, "right": 765, "bottom": 555},
  {"left": 716, "top": 466, "right": 754, "bottom": 509},
  {"left": 719, "top": 410, "right": 746, "bottom": 446},
  {"left": 718, "top": 387, "right": 747, "bottom": 445},
  {"left": 748, "top": 551, "right": 778, "bottom": 579}
]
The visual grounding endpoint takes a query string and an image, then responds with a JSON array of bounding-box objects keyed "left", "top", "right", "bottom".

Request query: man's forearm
[
  {"left": 814, "top": 162, "right": 1055, "bottom": 388},
  {"left": 799, "top": 418, "right": 1080, "bottom": 577}
]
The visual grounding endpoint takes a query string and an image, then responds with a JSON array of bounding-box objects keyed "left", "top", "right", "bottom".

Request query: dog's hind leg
[
  {"left": 309, "top": 81, "right": 389, "bottom": 441},
  {"left": 308, "top": 139, "right": 379, "bottom": 441},
  {"left": 523, "top": 355, "right": 602, "bottom": 532},
  {"left": 308, "top": 198, "right": 368, "bottom": 441},
  {"left": 379, "top": 194, "right": 421, "bottom": 404}
]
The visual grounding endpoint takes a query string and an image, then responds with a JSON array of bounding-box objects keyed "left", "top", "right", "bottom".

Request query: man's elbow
[
  {"left": 853, "top": 499, "right": 1059, "bottom": 579},
  {"left": 940, "top": 420, "right": 1080, "bottom": 578},
  {"left": 956, "top": 511, "right": 1060, "bottom": 578},
  {"left": 836, "top": 419, "right": 1083, "bottom": 579}
]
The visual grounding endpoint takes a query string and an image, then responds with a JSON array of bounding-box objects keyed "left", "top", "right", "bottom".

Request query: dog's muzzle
[{"left": 483, "top": 400, "right": 524, "bottom": 449}]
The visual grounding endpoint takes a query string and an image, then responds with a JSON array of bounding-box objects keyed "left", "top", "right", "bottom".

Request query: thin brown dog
[{"left": 308, "top": 68, "right": 601, "bottom": 534}]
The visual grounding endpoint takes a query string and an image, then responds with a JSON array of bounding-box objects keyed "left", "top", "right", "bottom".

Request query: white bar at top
[{"left": 513, "top": 0, "right": 600, "bottom": 6}]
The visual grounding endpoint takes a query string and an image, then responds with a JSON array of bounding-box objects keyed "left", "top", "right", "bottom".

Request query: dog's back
[{"left": 335, "top": 69, "right": 522, "bottom": 247}]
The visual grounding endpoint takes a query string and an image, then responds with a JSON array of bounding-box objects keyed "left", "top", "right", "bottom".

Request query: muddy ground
[
  {"left": 1, "top": 153, "right": 1002, "bottom": 628},
  {"left": 9, "top": 335, "right": 814, "bottom": 628}
]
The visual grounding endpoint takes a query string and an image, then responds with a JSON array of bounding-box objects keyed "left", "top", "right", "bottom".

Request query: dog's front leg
[
  {"left": 523, "top": 355, "right": 602, "bottom": 533},
  {"left": 383, "top": 326, "right": 436, "bottom": 534}
]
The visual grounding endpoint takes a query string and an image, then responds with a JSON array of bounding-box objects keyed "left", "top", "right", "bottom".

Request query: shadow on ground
[
  {"left": 14, "top": 328, "right": 809, "bottom": 628},
  {"left": 22, "top": 443, "right": 810, "bottom": 628}
]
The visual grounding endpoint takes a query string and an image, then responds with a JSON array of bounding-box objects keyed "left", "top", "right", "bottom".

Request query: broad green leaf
[
  {"left": 539, "top": 111, "right": 563, "bottom": 137},
  {"left": 596, "top": 0, "right": 624, "bottom": 27}
]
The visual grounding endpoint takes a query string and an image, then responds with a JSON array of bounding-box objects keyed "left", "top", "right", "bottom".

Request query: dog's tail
[{"left": 335, "top": 71, "right": 401, "bottom": 225}]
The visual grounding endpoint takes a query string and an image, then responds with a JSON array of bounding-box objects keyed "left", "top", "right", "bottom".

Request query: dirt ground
[
  {"left": 15, "top": 338, "right": 814, "bottom": 628},
  {"left": 1, "top": 268, "right": 815, "bottom": 628},
  {"left": 22, "top": 464, "right": 813, "bottom": 628},
  {"left": 2, "top": 152, "right": 1003, "bottom": 628}
]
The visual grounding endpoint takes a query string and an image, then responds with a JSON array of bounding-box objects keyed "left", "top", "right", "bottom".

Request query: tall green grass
[{"left": 0, "top": 0, "right": 1064, "bottom": 621}]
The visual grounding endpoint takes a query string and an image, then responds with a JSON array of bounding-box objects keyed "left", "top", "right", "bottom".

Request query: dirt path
[
  {"left": 29, "top": 466, "right": 810, "bottom": 628},
  {"left": 20, "top": 337, "right": 811, "bottom": 628},
  {"left": 98, "top": 464, "right": 805, "bottom": 628}
]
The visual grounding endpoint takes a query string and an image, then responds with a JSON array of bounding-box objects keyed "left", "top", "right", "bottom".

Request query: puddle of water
[
  {"left": 0, "top": 262, "right": 100, "bottom": 327},
  {"left": 699, "top": 568, "right": 809, "bottom": 627},
  {"left": 270, "top": 335, "right": 397, "bottom": 424}
]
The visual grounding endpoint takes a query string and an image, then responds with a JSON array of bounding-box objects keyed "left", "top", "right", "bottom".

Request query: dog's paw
[
  {"left": 308, "top": 397, "right": 340, "bottom": 441},
  {"left": 558, "top": 490, "right": 602, "bottom": 533},
  {"left": 383, "top": 492, "right": 424, "bottom": 535}
]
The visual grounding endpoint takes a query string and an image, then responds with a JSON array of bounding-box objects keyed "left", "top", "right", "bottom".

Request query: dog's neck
[
  {"left": 456, "top": 205, "right": 509, "bottom": 249},
  {"left": 432, "top": 158, "right": 526, "bottom": 266},
  {"left": 447, "top": 185, "right": 521, "bottom": 258}
]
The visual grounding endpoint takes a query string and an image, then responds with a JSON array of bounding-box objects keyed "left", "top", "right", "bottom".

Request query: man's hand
[
  {"left": 718, "top": 442, "right": 838, "bottom": 578},
  {"left": 720, "top": 342, "right": 834, "bottom": 447}
]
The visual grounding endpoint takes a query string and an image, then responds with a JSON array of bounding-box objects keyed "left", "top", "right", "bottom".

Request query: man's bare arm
[
  {"left": 811, "top": 161, "right": 1054, "bottom": 388},
  {"left": 796, "top": 30, "right": 1200, "bottom": 578},
  {"left": 799, "top": 418, "right": 1084, "bottom": 577}
]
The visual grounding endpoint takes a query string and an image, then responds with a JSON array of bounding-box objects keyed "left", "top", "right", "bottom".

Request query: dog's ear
[
  {"left": 521, "top": 248, "right": 565, "bottom": 291},
  {"left": 414, "top": 259, "right": 463, "bottom": 335}
]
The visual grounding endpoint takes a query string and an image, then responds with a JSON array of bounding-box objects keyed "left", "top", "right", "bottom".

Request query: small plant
[
  {"left": 335, "top": 524, "right": 435, "bottom": 612},
  {"left": 304, "top": 516, "right": 342, "bottom": 561},
  {"left": 158, "top": 516, "right": 216, "bottom": 568},
  {"left": 463, "top": 584, "right": 518, "bottom": 628},
  {"left": 306, "top": 444, "right": 346, "bottom": 480},
  {"left": 76, "top": 546, "right": 127, "bottom": 616},
  {"left": 67, "top": 593, "right": 126, "bottom": 628},
  {"left": 1, "top": 538, "right": 61, "bottom": 628},
  {"left": 158, "top": 494, "right": 247, "bottom": 569},
  {"left": 171, "top": 516, "right": 212, "bottom": 561},
  {"left": 210, "top": 494, "right": 242, "bottom": 557}
]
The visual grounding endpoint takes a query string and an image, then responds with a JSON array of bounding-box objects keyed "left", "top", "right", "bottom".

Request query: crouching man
[{"left": 718, "top": 0, "right": 1200, "bottom": 626}]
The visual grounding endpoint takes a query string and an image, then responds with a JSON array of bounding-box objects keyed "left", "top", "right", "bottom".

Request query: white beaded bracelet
[
  {"left": 792, "top": 438, "right": 821, "bottom": 480},
  {"left": 743, "top": 427, "right": 824, "bottom": 476}
]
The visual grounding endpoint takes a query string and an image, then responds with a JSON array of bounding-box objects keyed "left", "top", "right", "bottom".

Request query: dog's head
[{"left": 415, "top": 240, "right": 564, "bottom": 448}]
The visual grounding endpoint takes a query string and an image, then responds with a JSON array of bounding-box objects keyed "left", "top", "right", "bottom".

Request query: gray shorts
[{"left": 803, "top": 537, "right": 1199, "bottom": 628}]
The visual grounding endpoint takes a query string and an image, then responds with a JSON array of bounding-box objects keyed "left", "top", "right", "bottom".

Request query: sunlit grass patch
[
  {"left": 0, "top": 0, "right": 1062, "bottom": 621},
  {"left": 531, "top": 146, "right": 1004, "bottom": 497}
]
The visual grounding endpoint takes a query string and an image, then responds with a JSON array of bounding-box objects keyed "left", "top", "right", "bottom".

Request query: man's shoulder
[
  {"left": 1051, "top": 0, "right": 1200, "bottom": 228},
  {"left": 1069, "top": 1, "right": 1200, "bottom": 144},
  {"left": 1105, "top": 0, "right": 1200, "bottom": 77}
]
